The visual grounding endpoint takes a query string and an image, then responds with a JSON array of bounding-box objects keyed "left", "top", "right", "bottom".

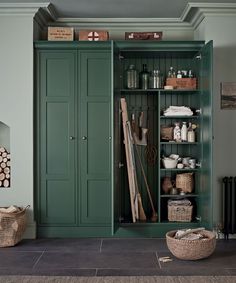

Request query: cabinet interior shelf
[
  {"left": 160, "top": 115, "right": 200, "bottom": 119},
  {"left": 120, "top": 89, "right": 199, "bottom": 93},
  {"left": 160, "top": 142, "right": 199, "bottom": 145},
  {"left": 160, "top": 194, "right": 198, "bottom": 198},
  {"left": 160, "top": 168, "right": 198, "bottom": 171}
]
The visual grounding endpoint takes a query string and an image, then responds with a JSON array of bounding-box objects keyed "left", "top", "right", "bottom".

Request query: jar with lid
[
  {"left": 125, "top": 64, "right": 139, "bottom": 89},
  {"left": 149, "top": 70, "right": 163, "bottom": 89},
  {"left": 140, "top": 64, "right": 149, "bottom": 89}
]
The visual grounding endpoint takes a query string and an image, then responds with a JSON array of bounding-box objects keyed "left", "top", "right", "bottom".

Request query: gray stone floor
[{"left": 0, "top": 238, "right": 235, "bottom": 276}]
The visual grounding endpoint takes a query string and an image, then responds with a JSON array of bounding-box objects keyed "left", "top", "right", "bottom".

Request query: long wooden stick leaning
[
  {"left": 133, "top": 134, "right": 158, "bottom": 222},
  {"left": 120, "top": 98, "right": 137, "bottom": 222},
  {"left": 127, "top": 121, "right": 146, "bottom": 221},
  {"left": 121, "top": 98, "right": 146, "bottom": 222}
]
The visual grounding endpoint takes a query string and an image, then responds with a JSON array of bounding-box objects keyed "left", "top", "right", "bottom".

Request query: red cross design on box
[{"left": 88, "top": 32, "right": 100, "bottom": 41}]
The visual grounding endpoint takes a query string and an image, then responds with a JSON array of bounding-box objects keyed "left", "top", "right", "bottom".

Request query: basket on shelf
[
  {"left": 168, "top": 205, "right": 193, "bottom": 222},
  {"left": 160, "top": 125, "right": 173, "bottom": 141},
  {"left": 176, "top": 172, "right": 194, "bottom": 193},
  {"left": 166, "top": 229, "right": 216, "bottom": 260},
  {"left": 0, "top": 205, "right": 29, "bottom": 247}
]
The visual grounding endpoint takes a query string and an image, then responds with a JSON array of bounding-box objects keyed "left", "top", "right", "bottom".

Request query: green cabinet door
[
  {"left": 199, "top": 40, "right": 213, "bottom": 229},
  {"left": 37, "top": 51, "right": 76, "bottom": 225},
  {"left": 79, "top": 50, "right": 111, "bottom": 225}
]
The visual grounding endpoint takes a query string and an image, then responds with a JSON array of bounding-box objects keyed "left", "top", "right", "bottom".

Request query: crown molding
[
  {"left": 0, "top": 2, "right": 50, "bottom": 16},
  {"left": 181, "top": 2, "right": 236, "bottom": 29},
  {"left": 52, "top": 17, "right": 192, "bottom": 30},
  {"left": 34, "top": 3, "right": 57, "bottom": 29}
]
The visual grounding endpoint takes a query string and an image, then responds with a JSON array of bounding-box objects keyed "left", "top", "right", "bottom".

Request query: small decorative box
[
  {"left": 125, "top": 32, "right": 162, "bottom": 40},
  {"left": 78, "top": 30, "right": 109, "bottom": 41},
  {"left": 48, "top": 27, "right": 74, "bottom": 41}
]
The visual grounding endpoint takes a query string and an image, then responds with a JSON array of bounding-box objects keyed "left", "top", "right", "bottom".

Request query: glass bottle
[
  {"left": 140, "top": 64, "right": 149, "bottom": 90},
  {"left": 167, "top": 66, "right": 176, "bottom": 78},
  {"left": 177, "top": 70, "right": 182, "bottom": 78},
  {"left": 125, "top": 64, "right": 139, "bottom": 89},
  {"left": 187, "top": 122, "right": 195, "bottom": 142},
  {"left": 181, "top": 122, "right": 187, "bottom": 141},
  {"left": 173, "top": 122, "right": 181, "bottom": 142}
]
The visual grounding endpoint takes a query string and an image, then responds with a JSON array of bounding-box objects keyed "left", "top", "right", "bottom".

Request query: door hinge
[
  {"left": 118, "top": 162, "right": 124, "bottom": 168},
  {"left": 195, "top": 216, "right": 202, "bottom": 222},
  {"left": 195, "top": 54, "right": 202, "bottom": 60},
  {"left": 119, "top": 54, "right": 124, "bottom": 60},
  {"left": 196, "top": 162, "right": 202, "bottom": 168},
  {"left": 195, "top": 109, "right": 201, "bottom": 115}
]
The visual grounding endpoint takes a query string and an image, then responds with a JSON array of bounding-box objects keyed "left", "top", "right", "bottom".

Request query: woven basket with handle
[{"left": 166, "top": 229, "right": 216, "bottom": 260}]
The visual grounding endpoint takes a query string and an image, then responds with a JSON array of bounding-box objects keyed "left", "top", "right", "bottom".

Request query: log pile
[{"left": 0, "top": 147, "right": 10, "bottom": 188}]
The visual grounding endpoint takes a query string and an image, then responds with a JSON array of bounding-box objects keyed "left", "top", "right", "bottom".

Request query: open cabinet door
[
  {"left": 112, "top": 41, "right": 121, "bottom": 234},
  {"left": 198, "top": 40, "right": 213, "bottom": 229}
]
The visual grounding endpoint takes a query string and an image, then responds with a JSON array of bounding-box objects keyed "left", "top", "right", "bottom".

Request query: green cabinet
[
  {"left": 35, "top": 40, "right": 212, "bottom": 238},
  {"left": 35, "top": 42, "right": 112, "bottom": 237}
]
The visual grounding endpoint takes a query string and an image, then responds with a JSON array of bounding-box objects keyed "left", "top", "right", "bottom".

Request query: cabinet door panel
[
  {"left": 39, "top": 51, "right": 76, "bottom": 225},
  {"left": 79, "top": 51, "right": 111, "bottom": 225},
  {"left": 87, "top": 102, "right": 110, "bottom": 175},
  {"left": 46, "top": 102, "right": 70, "bottom": 175},
  {"left": 81, "top": 55, "right": 110, "bottom": 97}
]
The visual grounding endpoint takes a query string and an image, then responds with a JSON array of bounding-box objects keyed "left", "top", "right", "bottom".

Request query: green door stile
[{"left": 199, "top": 40, "right": 213, "bottom": 230}]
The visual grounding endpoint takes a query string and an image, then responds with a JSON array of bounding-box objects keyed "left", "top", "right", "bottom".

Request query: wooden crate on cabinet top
[
  {"left": 166, "top": 78, "right": 197, "bottom": 90},
  {"left": 78, "top": 30, "right": 109, "bottom": 41},
  {"left": 48, "top": 27, "right": 74, "bottom": 41}
]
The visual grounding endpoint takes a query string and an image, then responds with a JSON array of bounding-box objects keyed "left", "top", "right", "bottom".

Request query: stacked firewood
[{"left": 0, "top": 147, "right": 10, "bottom": 188}]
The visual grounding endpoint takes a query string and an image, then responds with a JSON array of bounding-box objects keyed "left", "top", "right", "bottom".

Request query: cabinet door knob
[
  {"left": 69, "top": 136, "right": 75, "bottom": 140},
  {"left": 82, "top": 136, "right": 87, "bottom": 140}
]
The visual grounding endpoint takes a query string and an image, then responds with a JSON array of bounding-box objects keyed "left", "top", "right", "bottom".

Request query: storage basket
[
  {"left": 176, "top": 172, "right": 194, "bottom": 193},
  {"left": 166, "top": 230, "right": 216, "bottom": 260},
  {"left": 168, "top": 205, "right": 193, "bottom": 222},
  {"left": 0, "top": 206, "right": 29, "bottom": 247},
  {"left": 160, "top": 125, "right": 173, "bottom": 141}
]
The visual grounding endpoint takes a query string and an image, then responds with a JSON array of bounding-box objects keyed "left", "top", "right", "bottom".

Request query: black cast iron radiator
[{"left": 222, "top": 177, "right": 236, "bottom": 239}]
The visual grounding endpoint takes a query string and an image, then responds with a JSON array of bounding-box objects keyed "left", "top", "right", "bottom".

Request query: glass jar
[
  {"left": 125, "top": 64, "right": 139, "bottom": 89},
  {"left": 149, "top": 70, "right": 163, "bottom": 89}
]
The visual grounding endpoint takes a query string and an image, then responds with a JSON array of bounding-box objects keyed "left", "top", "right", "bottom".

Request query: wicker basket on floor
[
  {"left": 0, "top": 206, "right": 29, "bottom": 247},
  {"left": 166, "top": 230, "right": 216, "bottom": 260}
]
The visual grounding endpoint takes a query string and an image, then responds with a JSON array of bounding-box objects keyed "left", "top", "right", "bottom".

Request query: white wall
[
  {"left": 194, "top": 16, "right": 236, "bottom": 227},
  {"left": 0, "top": 15, "right": 35, "bottom": 238}
]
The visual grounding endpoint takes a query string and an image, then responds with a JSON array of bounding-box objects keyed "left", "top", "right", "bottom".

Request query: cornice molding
[
  {"left": 34, "top": 3, "right": 57, "bottom": 29},
  {"left": 2, "top": 2, "right": 236, "bottom": 31},
  {"left": 181, "top": 2, "right": 236, "bottom": 29},
  {"left": 0, "top": 2, "right": 50, "bottom": 16},
  {"left": 53, "top": 17, "right": 192, "bottom": 30}
]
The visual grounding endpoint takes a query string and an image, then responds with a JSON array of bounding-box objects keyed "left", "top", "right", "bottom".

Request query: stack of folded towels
[{"left": 164, "top": 106, "right": 193, "bottom": 116}]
